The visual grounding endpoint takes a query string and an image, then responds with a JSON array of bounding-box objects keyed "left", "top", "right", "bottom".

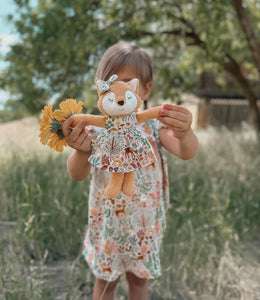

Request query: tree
[
  {"left": 0, "top": 0, "right": 119, "bottom": 113},
  {"left": 1, "top": 0, "right": 259, "bottom": 130},
  {"left": 233, "top": 0, "right": 260, "bottom": 75},
  {"left": 106, "top": 0, "right": 260, "bottom": 129}
]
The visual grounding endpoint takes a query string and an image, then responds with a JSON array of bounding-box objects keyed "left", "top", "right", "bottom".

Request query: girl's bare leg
[
  {"left": 105, "top": 172, "right": 124, "bottom": 198},
  {"left": 126, "top": 272, "right": 148, "bottom": 300},
  {"left": 121, "top": 172, "right": 135, "bottom": 196},
  {"left": 93, "top": 277, "right": 120, "bottom": 300}
]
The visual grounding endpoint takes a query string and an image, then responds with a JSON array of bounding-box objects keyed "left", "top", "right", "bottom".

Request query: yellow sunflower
[
  {"left": 53, "top": 99, "right": 83, "bottom": 122},
  {"left": 39, "top": 99, "right": 84, "bottom": 152},
  {"left": 47, "top": 132, "right": 68, "bottom": 152},
  {"left": 39, "top": 104, "right": 54, "bottom": 145}
]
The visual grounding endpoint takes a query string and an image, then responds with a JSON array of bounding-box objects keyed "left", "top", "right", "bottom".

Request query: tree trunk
[
  {"left": 233, "top": 0, "right": 260, "bottom": 76},
  {"left": 221, "top": 54, "right": 260, "bottom": 130}
]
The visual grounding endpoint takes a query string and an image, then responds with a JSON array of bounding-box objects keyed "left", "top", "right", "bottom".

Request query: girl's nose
[{"left": 118, "top": 100, "right": 124, "bottom": 106}]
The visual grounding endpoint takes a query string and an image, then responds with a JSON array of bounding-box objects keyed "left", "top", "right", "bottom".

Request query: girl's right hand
[{"left": 62, "top": 117, "right": 93, "bottom": 153}]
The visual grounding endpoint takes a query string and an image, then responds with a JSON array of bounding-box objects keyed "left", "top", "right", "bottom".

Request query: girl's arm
[
  {"left": 67, "top": 150, "right": 92, "bottom": 181},
  {"left": 159, "top": 104, "right": 198, "bottom": 160},
  {"left": 63, "top": 117, "right": 93, "bottom": 180},
  {"left": 159, "top": 127, "right": 198, "bottom": 160},
  {"left": 136, "top": 106, "right": 163, "bottom": 124}
]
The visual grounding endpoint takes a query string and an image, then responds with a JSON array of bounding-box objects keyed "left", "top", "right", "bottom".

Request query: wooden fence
[
  {"left": 197, "top": 98, "right": 260, "bottom": 129},
  {"left": 152, "top": 94, "right": 260, "bottom": 129}
]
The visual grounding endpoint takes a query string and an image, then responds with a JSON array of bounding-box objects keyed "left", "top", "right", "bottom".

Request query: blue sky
[
  {"left": 0, "top": 1, "right": 17, "bottom": 35},
  {"left": 0, "top": 0, "right": 38, "bottom": 108},
  {"left": 0, "top": 0, "right": 23, "bottom": 62}
]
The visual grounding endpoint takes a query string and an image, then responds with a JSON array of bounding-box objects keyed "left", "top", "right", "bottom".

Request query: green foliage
[
  {"left": 0, "top": 0, "right": 119, "bottom": 113},
  {"left": 0, "top": 109, "right": 29, "bottom": 123},
  {"left": 1, "top": 0, "right": 259, "bottom": 112}
]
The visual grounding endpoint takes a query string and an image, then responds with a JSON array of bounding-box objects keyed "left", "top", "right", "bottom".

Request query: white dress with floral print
[{"left": 82, "top": 120, "right": 169, "bottom": 281}]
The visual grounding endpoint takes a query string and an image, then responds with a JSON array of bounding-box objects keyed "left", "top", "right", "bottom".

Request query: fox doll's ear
[
  {"left": 95, "top": 79, "right": 105, "bottom": 96},
  {"left": 127, "top": 78, "right": 139, "bottom": 94}
]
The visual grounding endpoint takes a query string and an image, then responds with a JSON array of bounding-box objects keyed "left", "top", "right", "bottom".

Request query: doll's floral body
[{"left": 89, "top": 113, "right": 156, "bottom": 172}]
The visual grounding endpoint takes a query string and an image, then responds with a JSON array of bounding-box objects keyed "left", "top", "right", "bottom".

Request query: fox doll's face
[{"left": 96, "top": 79, "right": 142, "bottom": 117}]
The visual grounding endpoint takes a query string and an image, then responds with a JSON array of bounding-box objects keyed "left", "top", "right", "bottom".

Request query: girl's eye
[
  {"left": 127, "top": 96, "right": 132, "bottom": 100},
  {"left": 108, "top": 98, "right": 113, "bottom": 102}
]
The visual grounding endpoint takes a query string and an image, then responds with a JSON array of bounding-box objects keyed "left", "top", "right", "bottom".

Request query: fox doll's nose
[{"left": 118, "top": 100, "right": 124, "bottom": 106}]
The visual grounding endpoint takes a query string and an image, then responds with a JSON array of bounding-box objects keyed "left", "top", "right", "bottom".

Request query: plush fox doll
[{"left": 39, "top": 74, "right": 163, "bottom": 198}]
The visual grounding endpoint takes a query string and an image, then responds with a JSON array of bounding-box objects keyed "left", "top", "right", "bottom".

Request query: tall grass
[
  {"left": 0, "top": 127, "right": 259, "bottom": 299},
  {"left": 0, "top": 153, "right": 90, "bottom": 260},
  {"left": 156, "top": 127, "right": 260, "bottom": 299}
]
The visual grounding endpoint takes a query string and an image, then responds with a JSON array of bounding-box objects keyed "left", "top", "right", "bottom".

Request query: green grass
[
  {"left": 0, "top": 127, "right": 259, "bottom": 299},
  {"left": 0, "top": 153, "right": 90, "bottom": 260},
  {"left": 157, "top": 127, "right": 260, "bottom": 298}
]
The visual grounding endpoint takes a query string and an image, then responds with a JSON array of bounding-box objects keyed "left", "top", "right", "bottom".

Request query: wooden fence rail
[{"left": 197, "top": 98, "right": 260, "bottom": 129}]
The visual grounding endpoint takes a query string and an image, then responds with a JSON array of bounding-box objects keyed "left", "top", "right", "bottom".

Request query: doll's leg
[
  {"left": 121, "top": 172, "right": 135, "bottom": 196},
  {"left": 105, "top": 172, "right": 124, "bottom": 198}
]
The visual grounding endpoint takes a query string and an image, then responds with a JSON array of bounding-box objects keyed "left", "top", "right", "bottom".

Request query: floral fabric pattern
[
  {"left": 83, "top": 120, "right": 169, "bottom": 281},
  {"left": 88, "top": 113, "right": 156, "bottom": 173}
]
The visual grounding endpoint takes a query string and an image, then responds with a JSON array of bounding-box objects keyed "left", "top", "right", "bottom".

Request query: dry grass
[{"left": 0, "top": 116, "right": 73, "bottom": 156}]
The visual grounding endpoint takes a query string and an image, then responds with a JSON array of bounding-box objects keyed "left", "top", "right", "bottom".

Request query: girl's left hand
[{"left": 159, "top": 104, "right": 193, "bottom": 140}]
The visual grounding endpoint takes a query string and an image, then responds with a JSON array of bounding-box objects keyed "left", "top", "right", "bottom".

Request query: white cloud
[{"left": 0, "top": 34, "right": 20, "bottom": 54}]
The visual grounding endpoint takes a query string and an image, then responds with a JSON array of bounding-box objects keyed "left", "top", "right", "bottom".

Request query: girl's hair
[{"left": 96, "top": 42, "right": 153, "bottom": 87}]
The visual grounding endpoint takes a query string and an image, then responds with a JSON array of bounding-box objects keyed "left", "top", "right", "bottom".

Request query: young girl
[{"left": 62, "top": 42, "right": 198, "bottom": 300}]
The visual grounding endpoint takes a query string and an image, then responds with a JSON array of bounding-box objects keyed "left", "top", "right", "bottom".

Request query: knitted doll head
[{"left": 95, "top": 75, "right": 142, "bottom": 117}]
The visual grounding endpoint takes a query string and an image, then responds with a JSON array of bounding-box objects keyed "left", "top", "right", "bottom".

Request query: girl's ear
[
  {"left": 96, "top": 79, "right": 105, "bottom": 96},
  {"left": 127, "top": 79, "right": 139, "bottom": 94},
  {"left": 142, "top": 81, "right": 152, "bottom": 101}
]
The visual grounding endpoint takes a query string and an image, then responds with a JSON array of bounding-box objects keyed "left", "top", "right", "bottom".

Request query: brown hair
[{"left": 96, "top": 42, "right": 153, "bottom": 87}]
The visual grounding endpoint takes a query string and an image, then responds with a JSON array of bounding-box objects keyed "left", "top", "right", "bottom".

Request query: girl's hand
[
  {"left": 62, "top": 117, "right": 93, "bottom": 153},
  {"left": 159, "top": 104, "right": 193, "bottom": 140}
]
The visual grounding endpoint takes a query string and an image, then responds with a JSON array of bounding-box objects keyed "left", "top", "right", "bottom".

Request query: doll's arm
[
  {"left": 136, "top": 106, "right": 163, "bottom": 124},
  {"left": 71, "top": 114, "right": 107, "bottom": 128}
]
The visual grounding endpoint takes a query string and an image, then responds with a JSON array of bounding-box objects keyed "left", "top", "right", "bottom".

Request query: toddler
[{"left": 62, "top": 42, "right": 198, "bottom": 300}]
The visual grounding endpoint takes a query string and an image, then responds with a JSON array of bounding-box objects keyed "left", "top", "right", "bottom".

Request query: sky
[{"left": 0, "top": 0, "right": 38, "bottom": 109}]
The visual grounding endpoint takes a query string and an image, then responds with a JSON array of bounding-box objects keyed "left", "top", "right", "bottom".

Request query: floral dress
[
  {"left": 88, "top": 113, "right": 156, "bottom": 172},
  {"left": 82, "top": 120, "right": 169, "bottom": 281}
]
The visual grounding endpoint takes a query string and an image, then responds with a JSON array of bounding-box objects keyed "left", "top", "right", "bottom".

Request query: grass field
[{"left": 0, "top": 118, "right": 259, "bottom": 299}]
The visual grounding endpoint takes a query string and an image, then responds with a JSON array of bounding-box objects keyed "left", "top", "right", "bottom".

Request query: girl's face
[{"left": 116, "top": 65, "right": 152, "bottom": 101}]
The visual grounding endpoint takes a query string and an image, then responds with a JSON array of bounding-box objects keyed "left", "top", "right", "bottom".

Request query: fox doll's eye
[
  {"left": 103, "top": 92, "right": 115, "bottom": 103},
  {"left": 125, "top": 90, "right": 136, "bottom": 102}
]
